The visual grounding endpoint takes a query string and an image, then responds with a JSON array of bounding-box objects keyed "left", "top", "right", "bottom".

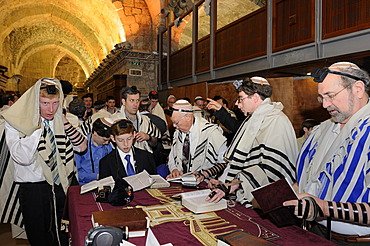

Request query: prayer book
[
  {"left": 123, "top": 170, "right": 154, "bottom": 191},
  {"left": 175, "top": 189, "right": 227, "bottom": 214},
  {"left": 80, "top": 176, "right": 115, "bottom": 194},
  {"left": 149, "top": 175, "right": 170, "bottom": 189},
  {"left": 251, "top": 178, "right": 298, "bottom": 227},
  {"left": 122, "top": 171, "right": 170, "bottom": 191},
  {"left": 217, "top": 230, "right": 277, "bottom": 246},
  {"left": 167, "top": 173, "right": 200, "bottom": 187},
  {"left": 91, "top": 207, "right": 149, "bottom": 237}
]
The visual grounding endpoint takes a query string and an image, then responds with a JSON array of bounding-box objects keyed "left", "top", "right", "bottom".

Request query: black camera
[{"left": 85, "top": 226, "right": 128, "bottom": 246}]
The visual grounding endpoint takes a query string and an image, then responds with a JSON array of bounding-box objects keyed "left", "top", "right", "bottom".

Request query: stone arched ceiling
[{"left": 0, "top": 0, "right": 161, "bottom": 91}]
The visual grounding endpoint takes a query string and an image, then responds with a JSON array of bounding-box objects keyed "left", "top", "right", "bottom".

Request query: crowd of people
[{"left": 0, "top": 61, "right": 369, "bottom": 245}]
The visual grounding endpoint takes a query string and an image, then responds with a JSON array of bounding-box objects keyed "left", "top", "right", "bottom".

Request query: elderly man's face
[
  {"left": 171, "top": 111, "right": 193, "bottom": 133},
  {"left": 40, "top": 96, "right": 59, "bottom": 120},
  {"left": 195, "top": 100, "right": 206, "bottom": 109},
  {"left": 318, "top": 73, "right": 355, "bottom": 124},
  {"left": 167, "top": 98, "right": 176, "bottom": 108}
]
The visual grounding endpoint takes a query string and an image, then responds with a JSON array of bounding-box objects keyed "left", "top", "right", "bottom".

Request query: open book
[
  {"left": 167, "top": 172, "right": 200, "bottom": 187},
  {"left": 251, "top": 178, "right": 298, "bottom": 227},
  {"left": 176, "top": 189, "right": 227, "bottom": 214},
  {"left": 80, "top": 176, "right": 115, "bottom": 194},
  {"left": 123, "top": 170, "right": 170, "bottom": 191}
]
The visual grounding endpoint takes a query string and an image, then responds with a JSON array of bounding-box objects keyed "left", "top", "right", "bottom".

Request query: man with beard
[{"left": 283, "top": 62, "right": 370, "bottom": 244}]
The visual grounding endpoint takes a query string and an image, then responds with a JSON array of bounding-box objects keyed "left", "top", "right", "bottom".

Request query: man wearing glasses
[
  {"left": 283, "top": 62, "right": 370, "bottom": 244},
  {"left": 166, "top": 100, "right": 227, "bottom": 179},
  {"left": 207, "top": 77, "right": 298, "bottom": 207}
]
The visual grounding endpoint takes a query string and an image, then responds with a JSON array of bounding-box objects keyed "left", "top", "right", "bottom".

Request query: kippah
[
  {"left": 167, "top": 95, "right": 176, "bottom": 100},
  {"left": 40, "top": 77, "right": 59, "bottom": 86},
  {"left": 329, "top": 62, "right": 360, "bottom": 70},
  {"left": 173, "top": 99, "right": 193, "bottom": 112},
  {"left": 250, "top": 76, "right": 270, "bottom": 86},
  {"left": 101, "top": 117, "right": 115, "bottom": 127}
]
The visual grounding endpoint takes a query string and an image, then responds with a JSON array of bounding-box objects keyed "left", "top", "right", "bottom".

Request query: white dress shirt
[{"left": 117, "top": 148, "right": 136, "bottom": 174}]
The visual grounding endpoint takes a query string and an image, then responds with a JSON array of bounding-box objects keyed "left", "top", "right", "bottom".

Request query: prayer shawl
[
  {"left": 297, "top": 102, "right": 370, "bottom": 203},
  {"left": 2, "top": 79, "right": 75, "bottom": 194},
  {"left": 80, "top": 109, "right": 112, "bottom": 136},
  {"left": 111, "top": 106, "right": 162, "bottom": 153},
  {"left": 152, "top": 104, "right": 167, "bottom": 126},
  {"left": 224, "top": 98, "right": 298, "bottom": 203},
  {"left": 0, "top": 108, "right": 24, "bottom": 235},
  {"left": 168, "top": 116, "right": 226, "bottom": 172}
]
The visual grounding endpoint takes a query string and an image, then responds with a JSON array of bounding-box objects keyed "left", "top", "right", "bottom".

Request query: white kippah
[
  {"left": 101, "top": 117, "right": 115, "bottom": 127},
  {"left": 167, "top": 95, "right": 176, "bottom": 101},
  {"left": 329, "top": 62, "right": 360, "bottom": 70},
  {"left": 250, "top": 76, "right": 270, "bottom": 86},
  {"left": 173, "top": 99, "right": 193, "bottom": 111}
]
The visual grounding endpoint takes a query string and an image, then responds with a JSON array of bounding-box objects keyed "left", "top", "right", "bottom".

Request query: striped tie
[{"left": 44, "top": 120, "right": 60, "bottom": 185}]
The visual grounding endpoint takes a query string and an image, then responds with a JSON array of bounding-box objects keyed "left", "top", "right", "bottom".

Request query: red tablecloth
[{"left": 67, "top": 185, "right": 335, "bottom": 246}]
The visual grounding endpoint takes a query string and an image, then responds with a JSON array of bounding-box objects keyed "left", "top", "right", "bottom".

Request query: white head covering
[
  {"left": 250, "top": 76, "right": 270, "bottom": 86},
  {"left": 3, "top": 78, "right": 64, "bottom": 136}
]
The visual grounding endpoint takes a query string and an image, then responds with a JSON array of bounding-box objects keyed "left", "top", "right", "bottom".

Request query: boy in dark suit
[{"left": 99, "top": 119, "right": 156, "bottom": 181}]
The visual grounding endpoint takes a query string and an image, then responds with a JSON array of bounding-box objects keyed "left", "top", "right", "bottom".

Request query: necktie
[
  {"left": 182, "top": 133, "right": 190, "bottom": 173},
  {"left": 125, "top": 155, "right": 136, "bottom": 176},
  {"left": 44, "top": 120, "right": 60, "bottom": 185}
]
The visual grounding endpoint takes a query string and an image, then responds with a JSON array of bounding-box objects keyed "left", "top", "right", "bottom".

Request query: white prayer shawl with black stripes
[
  {"left": 80, "top": 109, "right": 112, "bottom": 136},
  {"left": 151, "top": 104, "right": 167, "bottom": 126},
  {"left": 112, "top": 107, "right": 161, "bottom": 153},
  {"left": 167, "top": 116, "right": 226, "bottom": 172},
  {"left": 224, "top": 98, "right": 298, "bottom": 203},
  {"left": 297, "top": 102, "right": 370, "bottom": 203},
  {"left": 0, "top": 111, "right": 24, "bottom": 234},
  {"left": 2, "top": 79, "right": 75, "bottom": 194}
]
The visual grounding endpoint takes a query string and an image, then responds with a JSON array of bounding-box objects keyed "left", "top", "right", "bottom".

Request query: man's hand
[
  {"left": 166, "top": 169, "right": 183, "bottom": 179},
  {"left": 193, "top": 170, "right": 206, "bottom": 182},
  {"left": 207, "top": 179, "right": 222, "bottom": 189},
  {"left": 135, "top": 131, "right": 150, "bottom": 142},
  {"left": 206, "top": 98, "right": 222, "bottom": 111},
  {"left": 206, "top": 188, "right": 225, "bottom": 203},
  {"left": 283, "top": 193, "right": 326, "bottom": 221}
]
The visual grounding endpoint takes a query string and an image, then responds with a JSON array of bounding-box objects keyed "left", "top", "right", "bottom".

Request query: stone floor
[{"left": 0, "top": 224, "right": 30, "bottom": 246}]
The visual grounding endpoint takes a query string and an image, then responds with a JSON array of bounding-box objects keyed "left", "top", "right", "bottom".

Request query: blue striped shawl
[{"left": 297, "top": 103, "right": 370, "bottom": 203}]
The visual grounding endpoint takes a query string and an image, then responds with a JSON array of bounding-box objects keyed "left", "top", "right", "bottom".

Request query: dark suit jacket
[{"left": 99, "top": 147, "right": 157, "bottom": 182}]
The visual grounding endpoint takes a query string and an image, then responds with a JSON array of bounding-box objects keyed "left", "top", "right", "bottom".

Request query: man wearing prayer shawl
[
  {"left": 283, "top": 62, "right": 370, "bottom": 244},
  {"left": 2, "top": 78, "right": 87, "bottom": 246},
  {"left": 110, "top": 86, "right": 161, "bottom": 153},
  {"left": 166, "top": 100, "right": 227, "bottom": 179},
  {"left": 208, "top": 77, "right": 298, "bottom": 206}
]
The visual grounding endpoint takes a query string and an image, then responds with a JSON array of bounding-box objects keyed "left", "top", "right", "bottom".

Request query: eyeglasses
[
  {"left": 317, "top": 84, "right": 352, "bottom": 103},
  {"left": 237, "top": 96, "right": 249, "bottom": 103}
]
